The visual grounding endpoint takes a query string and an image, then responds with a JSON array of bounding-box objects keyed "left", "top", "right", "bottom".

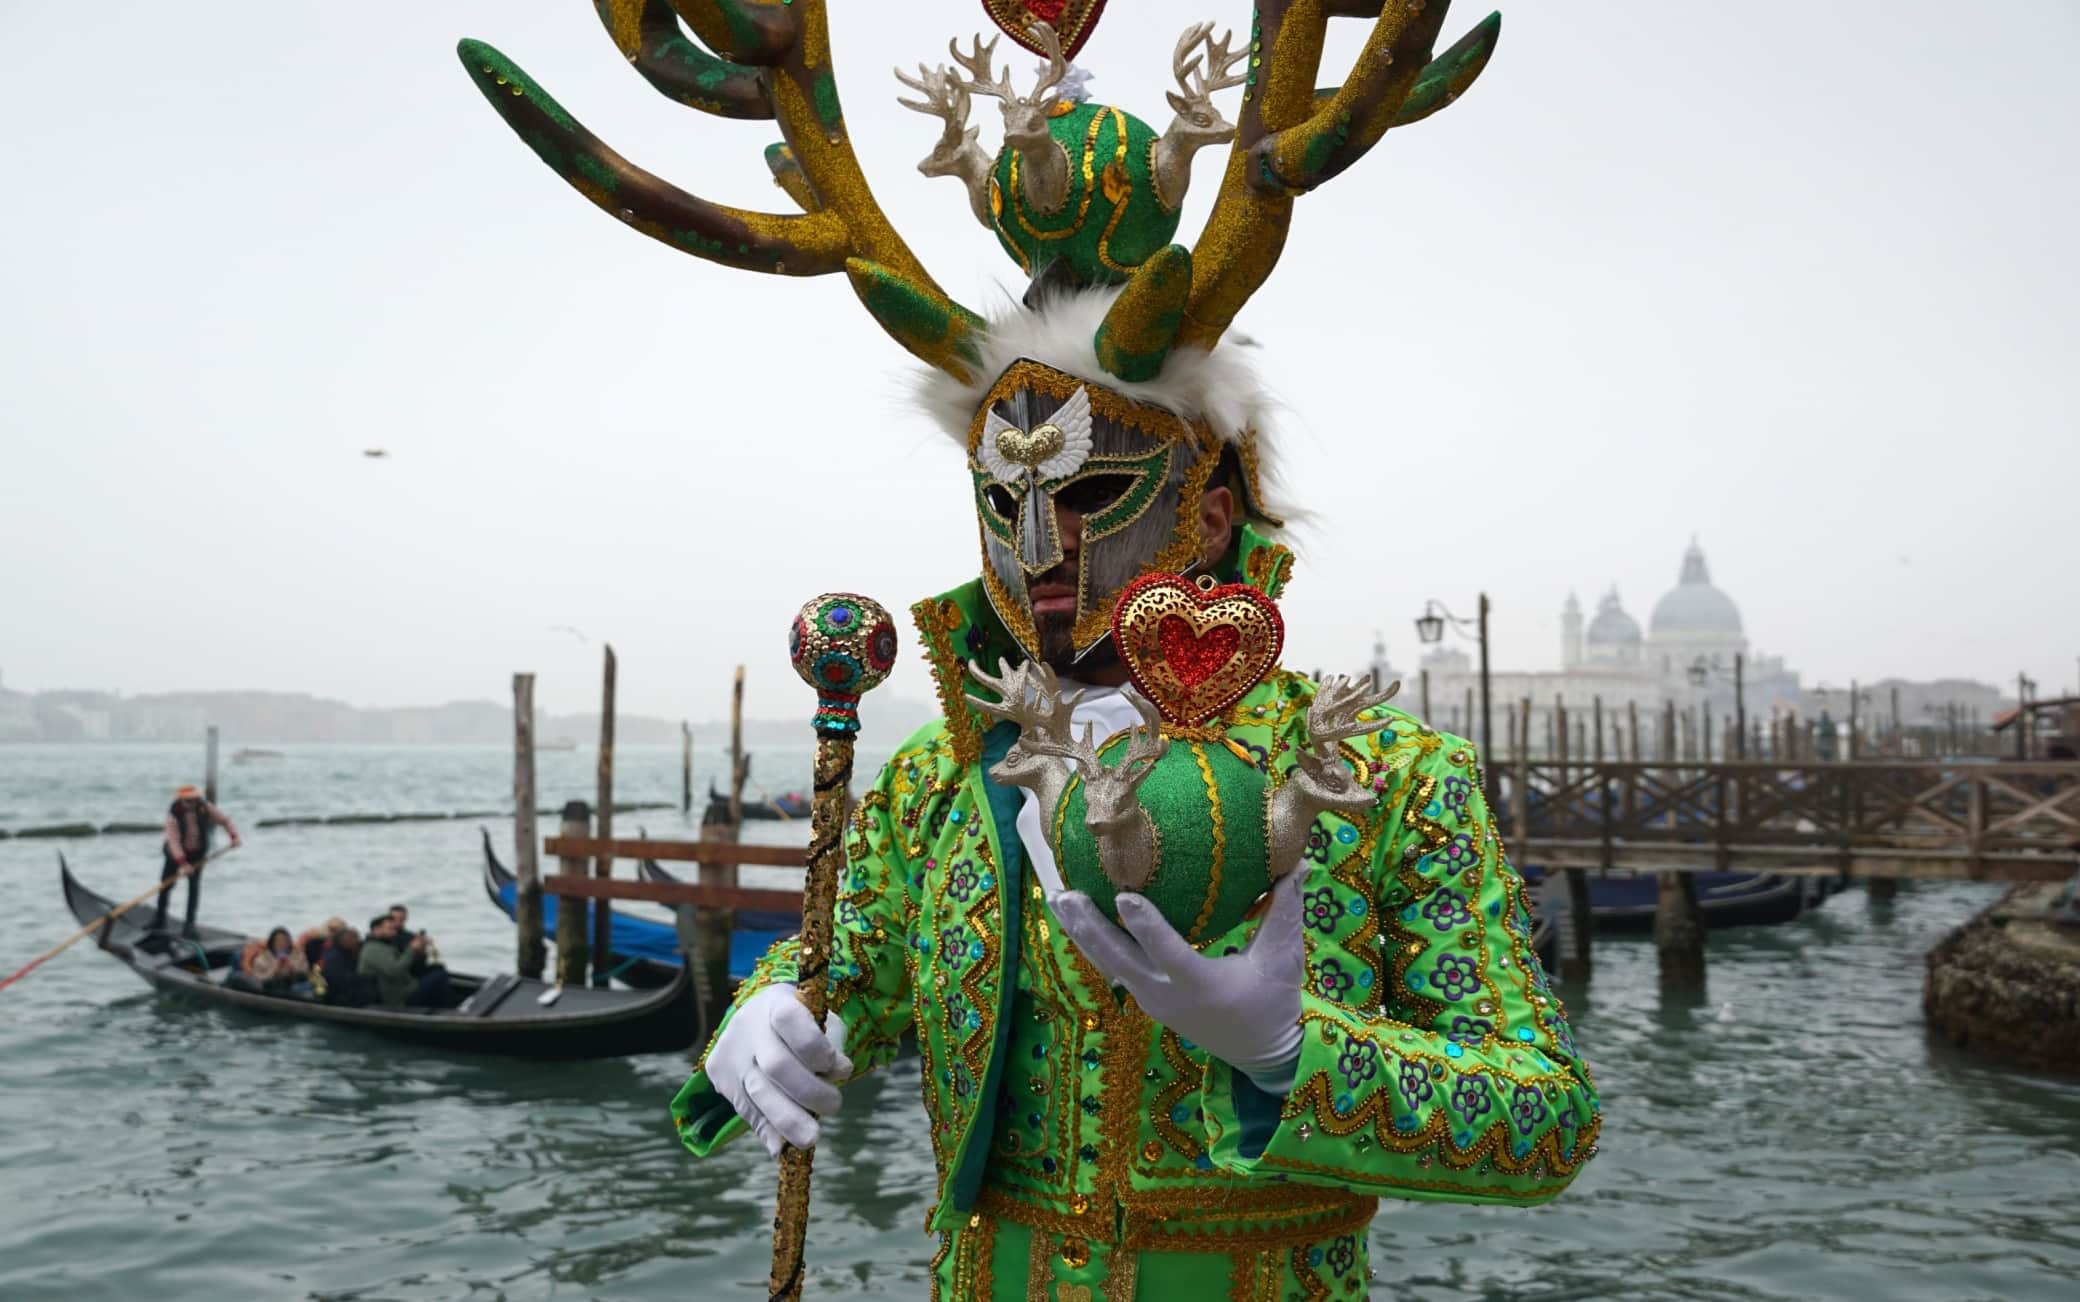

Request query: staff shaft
[{"left": 766, "top": 733, "right": 854, "bottom": 1302}]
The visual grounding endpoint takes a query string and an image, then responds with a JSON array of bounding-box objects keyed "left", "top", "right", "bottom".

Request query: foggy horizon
[{"left": 5, "top": 3, "right": 2075, "bottom": 723}]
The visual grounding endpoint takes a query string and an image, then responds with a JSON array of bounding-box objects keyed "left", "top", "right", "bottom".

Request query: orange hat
[{"left": 175, "top": 785, "right": 202, "bottom": 801}]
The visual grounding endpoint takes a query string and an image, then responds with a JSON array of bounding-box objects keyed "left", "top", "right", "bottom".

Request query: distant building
[
  {"left": 1415, "top": 538, "right": 1803, "bottom": 754},
  {"left": 1409, "top": 538, "right": 2009, "bottom": 757},
  {"left": 0, "top": 670, "right": 37, "bottom": 742}
]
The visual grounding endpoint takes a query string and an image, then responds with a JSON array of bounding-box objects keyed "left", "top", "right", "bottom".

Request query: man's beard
[{"left": 1036, "top": 611, "right": 1121, "bottom": 676}]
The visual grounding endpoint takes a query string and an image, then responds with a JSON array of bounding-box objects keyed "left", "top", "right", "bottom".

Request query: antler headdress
[{"left": 457, "top": 2, "right": 1500, "bottom": 386}]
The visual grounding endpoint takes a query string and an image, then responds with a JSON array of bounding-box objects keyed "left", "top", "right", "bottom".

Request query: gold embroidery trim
[
  {"left": 912, "top": 595, "right": 983, "bottom": 768},
  {"left": 1186, "top": 741, "right": 1226, "bottom": 944}
]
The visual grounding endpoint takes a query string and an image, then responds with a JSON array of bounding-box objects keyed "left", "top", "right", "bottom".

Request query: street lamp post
[
  {"left": 1416, "top": 593, "right": 1493, "bottom": 778},
  {"left": 1686, "top": 652, "right": 1746, "bottom": 758}
]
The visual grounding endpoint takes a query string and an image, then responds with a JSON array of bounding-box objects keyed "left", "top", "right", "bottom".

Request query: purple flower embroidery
[
  {"left": 1336, "top": 1037, "right": 1379, "bottom": 1090},
  {"left": 1311, "top": 957, "right": 1355, "bottom": 1001},
  {"left": 947, "top": 860, "right": 980, "bottom": 903},
  {"left": 1419, "top": 887, "right": 1472, "bottom": 932},
  {"left": 1303, "top": 887, "right": 1341, "bottom": 935},
  {"left": 1430, "top": 953, "right": 1481, "bottom": 1001},
  {"left": 1326, "top": 1235, "right": 1358, "bottom": 1278},
  {"left": 938, "top": 924, "right": 969, "bottom": 969},
  {"left": 1396, "top": 1056, "right": 1434, "bottom": 1108},
  {"left": 1438, "top": 833, "right": 1480, "bottom": 877},
  {"left": 1450, "top": 1076, "right": 1492, "bottom": 1121},
  {"left": 1447, "top": 1015, "right": 1493, "bottom": 1045},
  {"left": 835, "top": 899, "right": 863, "bottom": 930},
  {"left": 1441, "top": 776, "right": 1473, "bottom": 823},
  {"left": 1305, "top": 823, "right": 1332, "bottom": 865},
  {"left": 1510, "top": 1083, "right": 1549, "bottom": 1131}
]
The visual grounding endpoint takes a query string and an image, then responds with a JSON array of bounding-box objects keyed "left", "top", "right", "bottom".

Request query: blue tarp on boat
[{"left": 485, "top": 874, "right": 791, "bottom": 982}]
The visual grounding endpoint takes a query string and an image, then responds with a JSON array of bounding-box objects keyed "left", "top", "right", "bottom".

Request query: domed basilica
[{"left": 1400, "top": 539, "right": 1803, "bottom": 750}]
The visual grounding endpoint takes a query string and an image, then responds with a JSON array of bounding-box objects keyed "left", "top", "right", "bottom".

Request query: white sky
[{"left": 3, "top": 3, "right": 2076, "bottom": 722}]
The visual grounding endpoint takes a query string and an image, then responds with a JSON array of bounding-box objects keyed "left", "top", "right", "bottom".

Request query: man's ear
[{"left": 1198, "top": 485, "right": 1237, "bottom": 566}]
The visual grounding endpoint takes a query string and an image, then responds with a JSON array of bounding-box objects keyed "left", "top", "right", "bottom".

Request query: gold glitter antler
[
  {"left": 458, "top": 2, "right": 985, "bottom": 379},
  {"left": 1174, "top": 0, "right": 1502, "bottom": 349}
]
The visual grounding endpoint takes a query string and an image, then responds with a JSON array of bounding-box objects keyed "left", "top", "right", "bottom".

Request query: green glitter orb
[
  {"left": 988, "top": 102, "right": 1180, "bottom": 288},
  {"left": 1049, "top": 734, "right": 1273, "bottom": 948}
]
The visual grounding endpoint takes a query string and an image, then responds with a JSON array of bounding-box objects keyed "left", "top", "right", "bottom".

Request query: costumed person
[
  {"left": 149, "top": 784, "right": 239, "bottom": 939},
  {"left": 459, "top": 2, "right": 1599, "bottom": 1295}
]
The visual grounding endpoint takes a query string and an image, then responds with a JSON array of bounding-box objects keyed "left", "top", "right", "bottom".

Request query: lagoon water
[{"left": 2, "top": 744, "right": 2076, "bottom": 1300}]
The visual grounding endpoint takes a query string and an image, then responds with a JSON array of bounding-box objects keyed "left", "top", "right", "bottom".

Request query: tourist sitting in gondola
[
  {"left": 298, "top": 917, "right": 346, "bottom": 967},
  {"left": 385, "top": 903, "right": 417, "bottom": 946},
  {"left": 235, "top": 927, "right": 310, "bottom": 993},
  {"left": 316, "top": 927, "right": 372, "bottom": 1006},
  {"left": 359, "top": 914, "right": 451, "bottom": 1009}
]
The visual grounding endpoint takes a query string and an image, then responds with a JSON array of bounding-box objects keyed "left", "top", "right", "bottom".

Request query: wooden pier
[{"left": 522, "top": 760, "right": 2080, "bottom": 997}]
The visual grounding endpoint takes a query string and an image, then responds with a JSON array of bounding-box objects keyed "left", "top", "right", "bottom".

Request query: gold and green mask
[{"left": 969, "top": 360, "right": 1216, "bottom": 662}]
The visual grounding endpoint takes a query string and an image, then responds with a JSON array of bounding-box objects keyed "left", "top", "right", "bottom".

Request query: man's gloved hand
[
  {"left": 1050, "top": 869, "right": 1307, "bottom": 1094},
  {"left": 703, "top": 983, "right": 854, "bottom": 1158}
]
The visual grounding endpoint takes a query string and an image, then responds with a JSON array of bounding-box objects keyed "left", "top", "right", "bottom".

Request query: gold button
[
  {"left": 1069, "top": 1194, "right": 1089, "bottom": 1215},
  {"left": 1141, "top": 1140, "right": 1162, "bottom": 1162},
  {"left": 1061, "top": 1238, "right": 1091, "bottom": 1268},
  {"left": 968, "top": 1213, "right": 981, "bottom": 1228},
  {"left": 1080, "top": 1011, "right": 1101, "bottom": 1031}
]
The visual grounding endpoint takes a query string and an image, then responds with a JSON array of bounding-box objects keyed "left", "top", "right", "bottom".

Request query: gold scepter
[{"left": 769, "top": 593, "right": 897, "bottom": 1302}]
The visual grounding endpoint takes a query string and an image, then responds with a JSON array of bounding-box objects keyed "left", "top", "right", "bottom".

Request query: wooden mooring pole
[
  {"left": 680, "top": 720, "right": 693, "bottom": 815},
  {"left": 593, "top": 645, "right": 617, "bottom": 988},
  {"left": 513, "top": 673, "right": 545, "bottom": 979},
  {"left": 1655, "top": 771, "right": 1713, "bottom": 988},
  {"left": 205, "top": 725, "right": 220, "bottom": 804},
  {"left": 555, "top": 800, "right": 591, "bottom": 987}
]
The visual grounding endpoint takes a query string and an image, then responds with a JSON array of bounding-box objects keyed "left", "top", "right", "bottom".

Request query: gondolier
[
  {"left": 148, "top": 784, "right": 239, "bottom": 939},
  {"left": 462, "top": 0, "right": 1600, "bottom": 1294}
]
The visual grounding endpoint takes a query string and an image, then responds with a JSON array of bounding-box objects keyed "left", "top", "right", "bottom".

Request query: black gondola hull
[{"left": 61, "top": 859, "right": 698, "bottom": 1060}]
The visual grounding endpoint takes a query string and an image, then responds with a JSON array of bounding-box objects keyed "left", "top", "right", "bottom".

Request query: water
[{"left": 3, "top": 746, "right": 2077, "bottom": 1299}]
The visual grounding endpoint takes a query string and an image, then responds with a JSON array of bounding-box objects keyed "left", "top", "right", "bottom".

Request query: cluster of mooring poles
[{"left": 508, "top": 652, "right": 758, "bottom": 1009}]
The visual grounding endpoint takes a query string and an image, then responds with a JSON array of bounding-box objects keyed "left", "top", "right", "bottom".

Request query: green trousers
[{"left": 932, "top": 1211, "right": 1370, "bottom": 1301}]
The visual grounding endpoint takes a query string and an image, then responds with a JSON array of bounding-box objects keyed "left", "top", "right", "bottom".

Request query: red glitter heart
[
  {"left": 1157, "top": 615, "right": 1240, "bottom": 690},
  {"left": 979, "top": 1, "right": 1108, "bottom": 58},
  {"left": 1110, "top": 572, "right": 1284, "bottom": 728}
]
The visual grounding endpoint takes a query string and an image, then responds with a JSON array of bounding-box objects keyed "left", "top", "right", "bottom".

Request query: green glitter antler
[{"left": 459, "top": 1, "right": 984, "bottom": 379}]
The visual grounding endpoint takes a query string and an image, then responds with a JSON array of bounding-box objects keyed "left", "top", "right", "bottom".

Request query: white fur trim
[{"left": 915, "top": 285, "right": 1291, "bottom": 521}]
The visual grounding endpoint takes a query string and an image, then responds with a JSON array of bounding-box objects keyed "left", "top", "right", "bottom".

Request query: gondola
[
  {"left": 62, "top": 857, "right": 698, "bottom": 1060},
  {"left": 702, "top": 782, "right": 811, "bottom": 823},
  {"left": 480, "top": 830, "right": 683, "bottom": 989},
  {"left": 1523, "top": 867, "right": 1807, "bottom": 934}
]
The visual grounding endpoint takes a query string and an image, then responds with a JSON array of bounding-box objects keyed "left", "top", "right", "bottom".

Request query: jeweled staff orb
[{"left": 789, "top": 593, "right": 897, "bottom": 738}]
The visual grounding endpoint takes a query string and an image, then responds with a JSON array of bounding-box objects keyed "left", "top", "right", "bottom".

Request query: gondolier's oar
[
  {"left": 768, "top": 594, "right": 896, "bottom": 1302},
  {"left": 0, "top": 844, "right": 240, "bottom": 994}
]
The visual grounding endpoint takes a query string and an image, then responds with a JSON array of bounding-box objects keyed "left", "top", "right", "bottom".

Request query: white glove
[
  {"left": 1050, "top": 869, "right": 1306, "bottom": 1093},
  {"left": 703, "top": 983, "right": 853, "bottom": 1159}
]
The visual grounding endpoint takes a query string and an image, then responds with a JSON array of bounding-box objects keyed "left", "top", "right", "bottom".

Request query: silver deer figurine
[
  {"left": 1265, "top": 676, "right": 1401, "bottom": 880},
  {"left": 965, "top": 659, "right": 1168, "bottom": 893}
]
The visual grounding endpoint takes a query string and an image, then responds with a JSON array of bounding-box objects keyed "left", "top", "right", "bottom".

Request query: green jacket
[
  {"left": 357, "top": 938, "right": 418, "bottom": 1008},
  {"left": 672, "top": 530, "right": 1600, "bottom": 1251}
]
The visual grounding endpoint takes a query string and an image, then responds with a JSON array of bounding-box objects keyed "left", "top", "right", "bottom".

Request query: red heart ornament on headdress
[
  {"left": 1111, "top": 572, "right": 1284, "bottom": 728},
  {"left": 980, "top": 0, "right": 1108, "bottom": 59}
]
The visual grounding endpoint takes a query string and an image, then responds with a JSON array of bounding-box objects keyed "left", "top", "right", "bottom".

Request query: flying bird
[{"left": 363, "top": 449, "right": 389, "bottom": 459}]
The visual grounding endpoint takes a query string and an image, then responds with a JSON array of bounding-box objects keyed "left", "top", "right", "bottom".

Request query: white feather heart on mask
[
  {"left": 1034, "top": 386, "right": 1094, "bottom": 481},
  {"left": 978, "top": 405, "right": 1023, "bottom": 483}
]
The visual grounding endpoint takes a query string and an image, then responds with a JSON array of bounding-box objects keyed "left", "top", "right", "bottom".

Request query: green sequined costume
[{"left": 672, "top": 531, "right": 1600, "bottom": 1300}]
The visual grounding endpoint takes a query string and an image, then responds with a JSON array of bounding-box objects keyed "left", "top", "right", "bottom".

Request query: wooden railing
[
  {"left": 542, "top": 836, "right": 806, "bottom": 913},
  {"left": 1502, "top": 761, "right": 2080, "bottom": 882}
]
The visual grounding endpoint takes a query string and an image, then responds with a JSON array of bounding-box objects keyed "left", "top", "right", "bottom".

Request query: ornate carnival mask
[{"left": 970, "top": 359, "right": 1218, "bottom": 661}]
